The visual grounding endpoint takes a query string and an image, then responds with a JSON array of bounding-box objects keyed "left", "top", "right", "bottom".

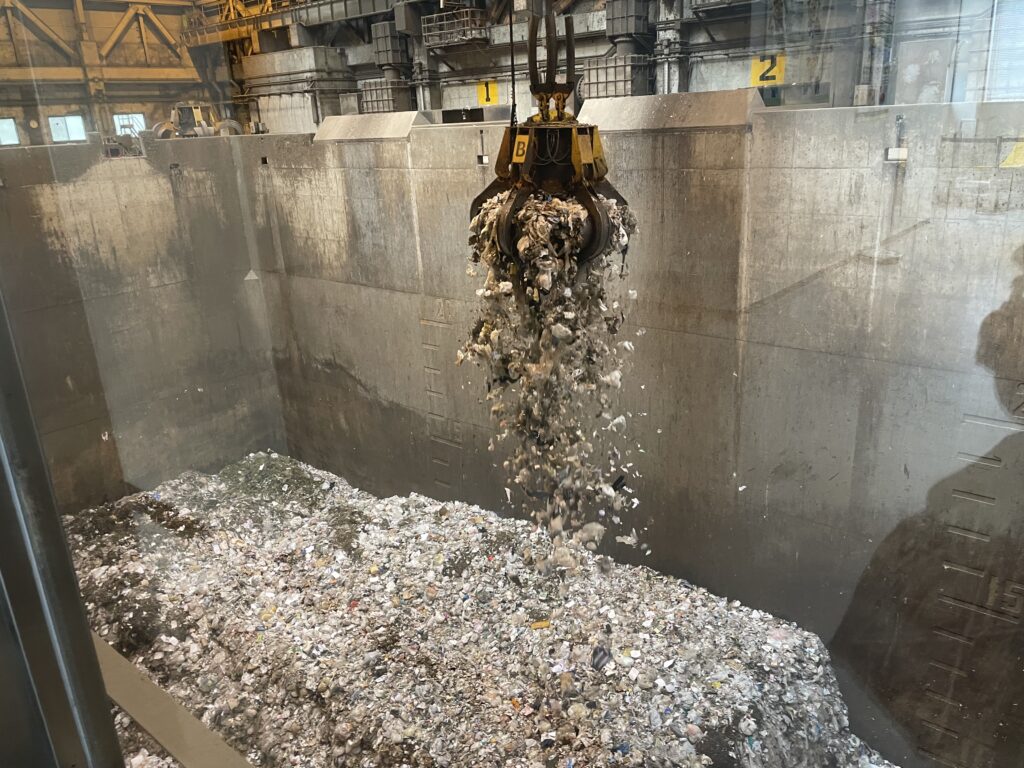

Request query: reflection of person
[{"left": 830, "top": 251, "right": 1024, "bottom": 768}]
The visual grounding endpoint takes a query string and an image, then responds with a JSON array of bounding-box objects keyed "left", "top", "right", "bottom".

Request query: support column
[
  {"left": 371, "top": 20, "right": 414, "bottom": 111},
  {"left": 855, "top": 0, "right": 895, "bottom": 106},
  {"left": 584, "top": 0, "right": 651, "bottom": 98}
]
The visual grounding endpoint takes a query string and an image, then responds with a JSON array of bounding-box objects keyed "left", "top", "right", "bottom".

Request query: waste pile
[
  {"left": 115, "top": 707, "right": 180, "bottom": 768},
  {"left": 68, "top": 452, "right": 898, "bottom": 768},
  {"left": 458, "top": 192, "right": 641, "bottom": 561}
]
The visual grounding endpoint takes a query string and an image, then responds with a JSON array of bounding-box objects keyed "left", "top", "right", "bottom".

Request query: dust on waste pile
[{"left": 67, "top": 452, "right": 898, "bottom": 768}]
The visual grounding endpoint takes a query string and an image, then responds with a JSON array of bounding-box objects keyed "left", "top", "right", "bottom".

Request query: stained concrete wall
[
  {"left": 0, "top": 139, "right": 285, "bottom": 510},
  {"left": 741, "top": 102, "right": 1024, "bottom": 768},
  {"left": 3, "top": 91, "right": 1024, "bottom": 768}
]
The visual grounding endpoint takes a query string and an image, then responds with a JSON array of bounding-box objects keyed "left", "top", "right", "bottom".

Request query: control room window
[
  {"left": 113, "top": 112, "right": 146, "bottom": 136},
  {"left": 48, "top": 115, "right": 87, "bottom": 143},
  {"left": 0, "top": 118, "right": 19, "bottom": 146}
]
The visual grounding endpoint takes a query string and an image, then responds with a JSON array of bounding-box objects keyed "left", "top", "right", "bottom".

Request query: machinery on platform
[
  {"left": 470, "top": 4, "right": 627, "bottom": 265},
  {"left": 153, "top": 102, "right": 243, "bottom": 139}
]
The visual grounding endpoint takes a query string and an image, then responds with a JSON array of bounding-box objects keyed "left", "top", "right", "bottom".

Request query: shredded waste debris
[
  {"left": 458, "top": 192, "right": 642, "bottom": 563},
  {"left": 67, "top": 453, "right": 898, "bottom": 768},
  {"left": 115, "top": 706, "right": 180, "bottom": 768}
]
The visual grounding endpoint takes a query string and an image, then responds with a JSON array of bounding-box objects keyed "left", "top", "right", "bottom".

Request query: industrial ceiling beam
[
  {"left": 0, "top": 65, "right": 201, "bottom": 81},
  {"left": 4, "top": 4, "right": 19, "bottom": 64},
  {"left": 101, "top": 65, "right": 201, "bottom": 80},
  {"left": 98, "top": 4, "right": 140, "bottom": 58},
  {"left": 1, "top": 0, "right": 77, "bottom": 59},
  {"left": 219, "top": 0, "right": 249, "bottom": 21},
  {"left": 83, "top": 0, "right": 193, "bottom": 6},
  {"left": 99, "top": 4, "right": 182, "bottom": 61},
  {"left": 139, "top": 4, "right": 183, "bottom": 57},
  {"left": 138, "top": 10, "right": 149, "bottom": 59},
  {"left": 488, "top": 0, "right": 508, "bottom": 25}
]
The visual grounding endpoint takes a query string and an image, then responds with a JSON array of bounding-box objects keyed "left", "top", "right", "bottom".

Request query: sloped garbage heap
[
  {"left": 458, "top": 192, "right": 640, "bottom": 560},
  {"left": 69, "top": 453, "right": 896, "bottom": 768}
]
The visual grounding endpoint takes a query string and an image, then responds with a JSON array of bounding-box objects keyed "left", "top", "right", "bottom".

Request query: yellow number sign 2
[{"left": 750, "top": 54, "right": 786, "bottom": 87}]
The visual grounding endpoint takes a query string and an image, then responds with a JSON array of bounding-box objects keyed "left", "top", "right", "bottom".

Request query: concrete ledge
[
  {"left": 314, "top": 111, "right": 426, "bottom": 141},
  {"left": 93, "top": 632, "right": 252, "bottom": 767},
  {"left": 578, "top": 90, "right": 764, "bottom": 131}
]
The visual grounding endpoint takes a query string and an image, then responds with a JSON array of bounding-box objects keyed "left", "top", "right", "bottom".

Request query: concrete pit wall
[
  {"left": 0, "top": 138, "right": 286, "bottom": 506},
  {"left": 2, "top": 92, "right": 1023, "bottom": 768}
]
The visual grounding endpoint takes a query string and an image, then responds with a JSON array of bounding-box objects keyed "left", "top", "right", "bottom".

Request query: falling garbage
[
  {"left": 67, "top": 453, "right": 899, "bottom": 768},
  {"left": 458, "top": 191, "right": 640, "bottom": 556}
]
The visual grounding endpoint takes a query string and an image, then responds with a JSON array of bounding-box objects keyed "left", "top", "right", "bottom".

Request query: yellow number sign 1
[
  {"left": 750, "top": 54, "right": 786, "bottom": 87},
  {"left": 477, "top": 80, "right": 499, "bottom": 105}
]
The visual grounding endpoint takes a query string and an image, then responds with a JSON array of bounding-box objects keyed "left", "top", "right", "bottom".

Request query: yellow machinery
[
  {"left": 470, "top": 5, "right": 627, "bottom": 264},
  {"left": 153, "top": 102, "right": 243, "bottom": 138}
]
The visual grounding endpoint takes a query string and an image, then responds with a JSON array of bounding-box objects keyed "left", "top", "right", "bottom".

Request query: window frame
[
  {"left": 0, "top": 117, "right": 20, "bottom": 146},
  {"left": 47, "top": 115, "right": 88, "bottom": 144},
  {"left": 112, "top": 112, "right": 146, "bottom": 136}
]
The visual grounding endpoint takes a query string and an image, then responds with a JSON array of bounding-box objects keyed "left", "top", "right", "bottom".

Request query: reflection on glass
[
  {"left": 835, "top": 249, "right": 1024, "bottom": 768},
  {"left": 2, "top": 1, "right": 1024, "bottom": 767}
]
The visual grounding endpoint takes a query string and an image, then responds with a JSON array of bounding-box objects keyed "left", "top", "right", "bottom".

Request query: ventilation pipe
[
  {"left": 594, "top": 0, "right": 652, "bottom": 97},
  {"left": 371, "top": 20, "right": 415, "bottom": 111}
]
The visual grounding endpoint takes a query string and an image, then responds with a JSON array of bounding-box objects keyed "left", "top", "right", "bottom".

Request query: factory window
[
  {"left": 113, "top": 112, "right": 146, "bottom": 136},
  {"left": 0, "top": 117, "right": 19, "bottom": 145},
  {"left": 987, "top": 0, "right": 1024, "bottom": 100},
  {"left": 48, "top": 115, "right": 87, "bottom": 143}
]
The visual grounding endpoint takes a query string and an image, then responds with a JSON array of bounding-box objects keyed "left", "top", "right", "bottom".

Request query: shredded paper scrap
[
  {"left": 69, "top": 454, "right": 897, "bottom": 768},
  {"left": 458, "top": 192, "right": 642, "bottom": 564}
]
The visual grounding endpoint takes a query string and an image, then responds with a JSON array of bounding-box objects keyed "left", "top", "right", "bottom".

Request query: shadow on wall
[{"left": 831, "top": 247, "right": 1024, "bottom": 768}]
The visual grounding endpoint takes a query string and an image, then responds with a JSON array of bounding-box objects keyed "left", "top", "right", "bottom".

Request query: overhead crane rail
[{"left": 181, "top": 0, "right": 392, "bottom": 46}]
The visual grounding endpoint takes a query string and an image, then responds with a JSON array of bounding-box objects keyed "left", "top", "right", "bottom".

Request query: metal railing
[
  {"left": 421, "top": 7, "right": 489, "bottom": 49},
  {"left": 689, "top": 0, "right": 742, "bottom": 9},
  {"left": 359, "top": 78, "right": 410, "bottom": 113},
  {"left": 182, "top": 0, "right": 392, "bottom": 46},
  {"left": 580, "top": 54, "right": 650, "bottom": 99}
]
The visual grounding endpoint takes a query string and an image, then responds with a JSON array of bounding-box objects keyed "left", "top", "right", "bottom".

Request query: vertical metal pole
[
  {"left": 0, "top": 289, "right": 123, "bottom": 767},
  {"left": 509, "top": 3, "right": 517, "bottom": 126},
  {"left": 983, "top": 0, "right": 1000, "bottom": 100}
]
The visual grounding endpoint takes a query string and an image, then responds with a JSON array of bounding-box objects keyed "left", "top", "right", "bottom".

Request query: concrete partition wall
[
  {"left": 0, "top": 140, "right": 286, "bottom": 510},
  {"left": 575, "top": 92, "right": 754, "bottom": 607},
  {"left": 230, "top": 124, "right": 500, "bottom": 502},
  {"left": 739, "top": 103, "right": 1024, "bottom": 768},
  {"left": 268, "top": 97, "right": 1024, "bottom": 767},
  {"left": 4, "top": 93, "right": 1024, "bottom": 768}
]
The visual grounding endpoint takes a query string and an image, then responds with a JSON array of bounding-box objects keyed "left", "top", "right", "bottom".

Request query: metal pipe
[
  {"left": 858, "top": 0, "right": 895, "bottom": 103},
  {"left": 983, "top": 0, "right": 999, "bottom": 100},
  {"left": 509, "top": 0, "right": 516, "bottom": 126},
  {"left": 615, "top": 38, "right": 639, "bottom": 56}
]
